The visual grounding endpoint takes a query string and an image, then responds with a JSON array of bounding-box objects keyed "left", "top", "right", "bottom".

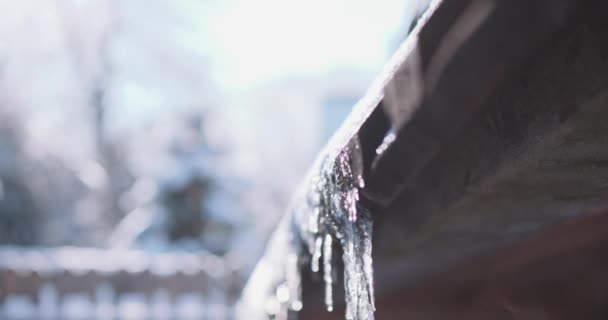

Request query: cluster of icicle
[{"left": 277, "top": 137, "right": 375, "bottom": 320}]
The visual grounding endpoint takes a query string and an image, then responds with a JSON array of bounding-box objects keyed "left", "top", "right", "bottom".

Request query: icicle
[
  {"left": 276, "top": 283, "right": 290, "bottom": 304},
  {"left": 284, "top": 137, "right": 375, "bottom": 320},
  {"left": 323, "top": 233, "right": 334, "bottom": 312},
  {"left": 311, "top": 236, "right": 323, "bottom": 273},
  {"left": 342, "top": 222, "right": 359, "bottom": 320},
  {"left": 361, "top": 213, "right": 375, "bottom": 312},
  {"left": 286, "top": 252, "right": 302, "bottom": 312},
  {"left": 329, "top": 140, "right": 375, "bottom": 320},
  {"left": 375, "top": 130, "right": 397, "bottom": 156},
  {"left": 309, "top": 207, "right": 320, "bottom": 234}
]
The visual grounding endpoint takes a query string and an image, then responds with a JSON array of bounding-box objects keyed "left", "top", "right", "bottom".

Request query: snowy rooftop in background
[{"left": 0, "top": 245, "right": 227, "bottom": 276}]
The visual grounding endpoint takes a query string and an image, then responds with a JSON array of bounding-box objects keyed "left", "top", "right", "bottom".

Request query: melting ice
[{"left": 283, "top": 137, "right": 375, "bottom": 320}]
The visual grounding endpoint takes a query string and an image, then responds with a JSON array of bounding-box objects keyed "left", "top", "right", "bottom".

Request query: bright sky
[
  {"left": 104, "top": 0, "right": 422, "bottom": 128},
  {"left": 196, "top": 0, "right": 416, "bottom": 88}
]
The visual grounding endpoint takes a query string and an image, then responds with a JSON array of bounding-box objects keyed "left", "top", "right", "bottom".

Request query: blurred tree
[
  {"left": 156, "top": 114, "right": 236, "bottom": 255},
  {"left": 58, "top": 0, "right": 134, "bottom": 235},
  {"left": 163, "top": 176, "right": 210, "bottom": 241},
  {"left": 0, "top": 118, "right": 38, "bottom": 245},
  {"left": 0, "top": 0, "right": 240, "bottom": 253}
]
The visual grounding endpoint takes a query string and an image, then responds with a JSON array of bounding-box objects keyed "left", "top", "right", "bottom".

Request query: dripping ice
[
  {"left": 241, "top": 136, "right": 377, "bottom": 320},
  {"left": 284, "top": 137, "right": 375, "bottom": 320}
]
